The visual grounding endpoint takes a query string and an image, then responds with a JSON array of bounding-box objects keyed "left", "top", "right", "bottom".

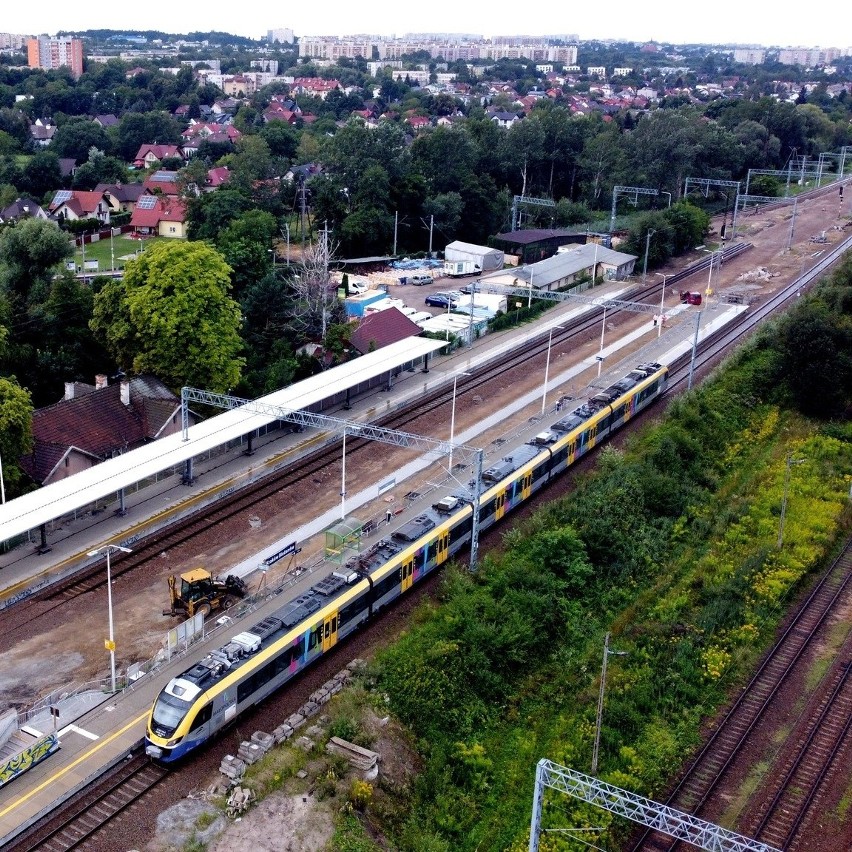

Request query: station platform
[{"left": 0, "top": 280, "right": 746, "bottom": 845}]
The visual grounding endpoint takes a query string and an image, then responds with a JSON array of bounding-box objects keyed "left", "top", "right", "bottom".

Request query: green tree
[
  {"left": 186, "top": 189, "right": 252, "bottom": 241},
  {"left": 774, "top": 298, "right": 852, "bottom": 417},
  {"left": 216, "top": 209, "right": 277, "bottom": 296},
  {"left": 20, "top": 152, "right": 62, "bottom": 199},
  {"left": 71, "top": 151, "right": 128, "bottom": 190},
  {"left": 0, "top": 376, "right": 34, "bottom": 498},
  {"left": 110, "top": 111, "right": 183, "bottom": 161},
  {"left": 90, "top": 241, "right": 245, "bottom": 393},
  {"left": 0, "top": 218, "right": 72, "bottom": 317},
  {"left": 51, "top": 118, "right": 113, "bottom": 162}
]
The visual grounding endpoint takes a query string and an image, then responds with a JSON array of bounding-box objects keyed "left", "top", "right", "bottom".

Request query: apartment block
[{"left": 27, "top": 35, "right": 83, "bottom": 78}]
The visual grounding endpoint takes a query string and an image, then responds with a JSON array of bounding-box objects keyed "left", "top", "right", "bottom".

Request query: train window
[
  {"left": 308, "top": 625, "right": 323, "bottom": 650},
  {"left": 374, "top": 573, "right": 399, "bottom": 599},
  {"left": 340, "top": 596, "right": 369, "bottom": 626},
  {"left": 189, "top": 703, "right": 212, "bottom": 732}
]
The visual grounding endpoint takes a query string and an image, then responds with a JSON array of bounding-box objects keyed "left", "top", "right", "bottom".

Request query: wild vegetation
[{"left": 354, "top": 255, "right": 852, "bottom": 850}]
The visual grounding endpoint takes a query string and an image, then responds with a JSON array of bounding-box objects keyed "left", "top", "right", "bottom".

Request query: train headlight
[{"left": 166, "top": 736, "right": 184, "bottom": 747}]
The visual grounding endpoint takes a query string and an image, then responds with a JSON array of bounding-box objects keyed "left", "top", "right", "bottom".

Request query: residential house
[
  {"left": 206, "top": 166, "right": 230, "bottom": 189},
  {"left": 95, "top": 182, "right": 146, "bottom": 214},
  {"left": 30, "top": 121, "right": 56, "bottom": 148},
  {"left": 142, "top": 170, "right": 181, "bottom": 197},
  {"left": 263, "top": 102, "right": 300, "bottom": 124},
  {"left": 291, "top": 77, "right": 340, "bottom": 100},
  {"left": 92, "top": 114, "right": 119, "bottom": 129},
  {"left": 180, "top": 123, "right": 242, "bottom": 156},
  {"left": 0, "top": 197, "right": 50, "bottom": 223},
  {"left": 19, "top": 375, "right": 189, "bottom": 486},
  {"left": 349, "top": 308, "right": 423, "bottom": 355},
  {"left": 49, "top": 189, "right": 111, "bottom": 224},
  {"left": 133, "top": 144, "right": 183, "bottom": 169},
  {"left": 212, "top": 98, "right": 240, "bottom": 114},
  {"left": 490, "top": 111, "right": 521, "bottom": 128},
  {"left": 58, "top": 158, "right": 78, "bottom": 180},
  {"left": 406, "top": 115, "right": 431, "bottom": 132},
  {"left": 130, "top": 195, "right": 187, "bottom": 238}
]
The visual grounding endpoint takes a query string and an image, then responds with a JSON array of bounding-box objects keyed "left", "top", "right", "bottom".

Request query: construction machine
[{"left": 164, "top": 568, "right": 248, "bottom": 619}]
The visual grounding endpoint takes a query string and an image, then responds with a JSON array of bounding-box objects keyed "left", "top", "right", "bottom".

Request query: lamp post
[
  {"left": 0, "top": 447, "right": 5, "bottom": 503},
  {"left": 591, "top": 632, "right": 628, "bottom": 774},
  {"left": 597, "top": 305, "right": 608, "bottom": 377},
  {"left": 341, "top": 428, "right": 347, "bottom": 520},
  {"left": 86, "top": 544, "right": 132, "bottom": 693},
  {"left": 109, "top": 227, "right": 115, "bottom": 273},
  {"left": 449, "top": 371, "right": 471, "bottom": 473},
  {"left": 654, "top": 272, "right": 668, "bottom": 338},
  {"left": 777, "top": 454, "right": 805, "bottom": 549},
  {"left": 701, "top": 248, "right": 721, "bottom": 302},
  {"left": 542, "top": 326, "right": 565, "bottom": 414}
]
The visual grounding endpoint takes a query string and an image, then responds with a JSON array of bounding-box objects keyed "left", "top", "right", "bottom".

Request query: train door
[
  {"left": 520, "top": 471, "right": 533, "bottom": 501},
  {"left": 401, "top": 557, "right": 414, "bottom": 592},
  {"left": 322, "top": 611, "right": 339, "bottom": 652},
  {"left": 221, "top": 688, "right": 237, "bottom": 722},
  {"left": 435, "top": 531, "right": 450, "bottom": 566},
  {"left": 568, "top": 440, "right": 577, "bottom": 465},
  {"left": 495, "top": 490, "right": 506, "bottom": 521},
  {"left": 586, "top": 424, "right": 598, "bottom": 450}
]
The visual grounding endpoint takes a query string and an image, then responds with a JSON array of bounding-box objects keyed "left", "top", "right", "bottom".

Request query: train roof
[{"left": 160, "top": 361, "right": 667, "bottom": 698}]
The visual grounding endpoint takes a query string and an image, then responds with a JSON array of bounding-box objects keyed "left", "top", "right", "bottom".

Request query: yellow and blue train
[{"left": 146, "top": 362, "right": 668, "bottom": 762}]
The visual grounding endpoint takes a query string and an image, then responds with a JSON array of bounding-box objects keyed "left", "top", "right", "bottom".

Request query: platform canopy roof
[{"left": 1, "top": 337, "right": 445, "bottom": 542}]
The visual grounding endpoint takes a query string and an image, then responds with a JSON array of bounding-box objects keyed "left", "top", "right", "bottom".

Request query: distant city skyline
[{"left": 2, "top": 2, "right": 847, "bottom": 51}]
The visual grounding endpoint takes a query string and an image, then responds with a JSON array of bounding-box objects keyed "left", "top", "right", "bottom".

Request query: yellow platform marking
[{"left": 0, "top": 711, "right": 148, "bottom": 819}]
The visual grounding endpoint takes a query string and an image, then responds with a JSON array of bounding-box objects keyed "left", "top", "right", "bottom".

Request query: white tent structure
[{"left": 444, "top": 240, "right": 504, "bottom": 272}]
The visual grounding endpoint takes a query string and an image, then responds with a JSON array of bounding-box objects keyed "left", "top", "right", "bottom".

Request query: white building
[{"left": 267, "top": 28, "right": 294, "bottom": 45}]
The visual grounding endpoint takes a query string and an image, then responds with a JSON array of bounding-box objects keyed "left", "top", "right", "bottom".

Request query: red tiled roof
[
  {"left": 20, "top": 378, "right": 180, "bottom": 483},
  {"left": 207, "top": 166, "right": 230, "bottom": 187},
  {"left": 49, "top": 190, "right": 108, "bottom": 215},
  {"left": 131, "top": 196, "right": 187, "bottom": 228},
  {"left": 134, "top": 144, "right": 181, "bottom": 161},
  {"left": 349, "top": 308, "right": 422, "bottom": 355}
]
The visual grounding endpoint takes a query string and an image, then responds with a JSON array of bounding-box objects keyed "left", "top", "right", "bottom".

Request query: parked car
[
  {"left": 347, "top": 280, "right": 369, "bottom": 295},
  {"left": 408, "top": 273, "right": 433, "bottom": 286},
  {"left": 425, "top": 292, "right": 457, "bottom": 308}
]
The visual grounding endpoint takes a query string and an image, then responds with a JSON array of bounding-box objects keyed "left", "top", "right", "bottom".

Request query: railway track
[
  {"left": 629, "top": 538, "right": 852, "bottom": 852},
  {"left": 6, "top": 753, "right": 168, "bottom": 852},
  {"left": 748, "top": 662, "right": 852, "bottom": 850},
  {"left": 0, "top": 265, "right": 719, "bottom": 639}
]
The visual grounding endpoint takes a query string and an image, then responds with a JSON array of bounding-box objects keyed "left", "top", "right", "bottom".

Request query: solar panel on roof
[
  {"left": 53, "top": 190, "right": 72, "bottom": 204},
  {"left": 137, "top": 195, "right": 158, "bottom": 209},
  {"left": 152, "top": 171, "right": 177, "bottom": 181}
]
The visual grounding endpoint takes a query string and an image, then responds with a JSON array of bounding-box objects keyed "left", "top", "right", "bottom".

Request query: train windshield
[{"left": 151, "top": 691, "right": 191, "bottom": 734}]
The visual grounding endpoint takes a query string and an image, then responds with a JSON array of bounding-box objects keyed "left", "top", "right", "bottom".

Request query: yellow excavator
[{"left": 164, "top": 568, "right": 248, "bottom": 619}]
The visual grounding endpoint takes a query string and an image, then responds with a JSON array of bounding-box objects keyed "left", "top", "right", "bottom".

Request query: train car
[{"left": 146, "top": 362, "right": 667, "bottom": 762}]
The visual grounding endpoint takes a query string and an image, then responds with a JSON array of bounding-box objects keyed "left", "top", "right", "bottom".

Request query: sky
[{"left": 3, "top": 2, "right": 843, "bottom": 49}]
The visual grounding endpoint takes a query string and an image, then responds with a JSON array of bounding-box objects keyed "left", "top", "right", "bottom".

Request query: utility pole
[
  {"left": 642, "top": 229, "right": 655, "bottom": 283},
  {"left": 592, "top": 633, "right": 627, "bottom": 775},
  {"left": 428, "top": 214, "right": 434, "bottom": 257},
  {"left": 393, "top": 210, "right": 398, "bottom": 256}
]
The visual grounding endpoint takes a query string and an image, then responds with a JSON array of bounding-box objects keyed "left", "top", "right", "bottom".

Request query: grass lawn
[{"left": 72, "top": 234, "right": 169, "bottom": 272}]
